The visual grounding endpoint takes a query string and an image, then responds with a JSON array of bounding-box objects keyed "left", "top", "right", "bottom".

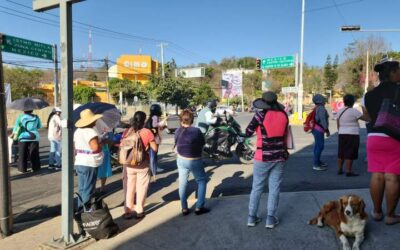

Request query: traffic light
[
  {"left": 340, "top": 25, "right": 361, "bottom": 31},
  {"left": 256, "top": 58, "right": 261, "bottom": 70}
]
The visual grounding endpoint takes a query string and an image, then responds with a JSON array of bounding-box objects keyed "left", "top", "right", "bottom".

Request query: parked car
[{"left": 165, "top": 114, "right": 180, "bottom": 134}]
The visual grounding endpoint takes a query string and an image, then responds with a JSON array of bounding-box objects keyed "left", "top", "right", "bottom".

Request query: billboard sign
[
  {"left": 175, "top": 67, "right": 205, "bottom": 78},
  {"left": 221, "top": 71, "right": 243, "bottom": 99}
]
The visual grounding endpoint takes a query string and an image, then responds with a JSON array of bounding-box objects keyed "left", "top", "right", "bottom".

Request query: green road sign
[
  {"left": 261, "top": 55, "right": 294, "bottom": 69},
  {"left": 1, "top": 34, "right": 53, "bottom": 60}
]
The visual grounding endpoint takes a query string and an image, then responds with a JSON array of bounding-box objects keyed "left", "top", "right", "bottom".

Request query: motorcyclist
[{"left": 195, "top": 100, "right": 218, "bottom": 135}]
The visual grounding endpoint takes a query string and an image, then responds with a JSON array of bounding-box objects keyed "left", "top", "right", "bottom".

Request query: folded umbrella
[
  {"left": 7, "top": 97, "right": 49, "bottom": 111},
  {"left": 73, "top": 102, "right": 121, "bottom": 130}
]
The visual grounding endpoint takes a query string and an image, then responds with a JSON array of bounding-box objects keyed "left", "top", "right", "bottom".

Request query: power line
[
  {"left": 307, "top": 0, "right": 364, "bottom": 13},
  {"left": 332, "top": 0, "right": 356, "bottom": 40},
  {"left": 6, "top": 0, "right": 210, "bottom": 62}
]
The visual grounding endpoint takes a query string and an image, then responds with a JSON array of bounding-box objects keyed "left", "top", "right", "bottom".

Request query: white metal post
[
  {"left": 60, "top": 0, "right": 74, "bottom": 242},
  {"left": 158, "top": 43, "right": 168, "bottom": 78},
  {"left": 364, "top": 50, "right": 369, "bottom": 94},
  {"left": 53, "top": 44, "right": 59, "bottom": 107},
  {"left": 297, "top": 0, "right": 305, "bottom": 120},
  {"left": 294, "top": 53, "right": 299, "bottom": 114}
]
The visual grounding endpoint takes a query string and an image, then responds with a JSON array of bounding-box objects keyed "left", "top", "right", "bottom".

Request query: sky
[{"left": 2, "top": 0, "right": 400, "bottom": 69}]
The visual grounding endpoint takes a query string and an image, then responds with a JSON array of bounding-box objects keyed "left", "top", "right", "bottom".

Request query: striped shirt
[{"left": 246, "top": 110, "right": 289, "bottom": 162}]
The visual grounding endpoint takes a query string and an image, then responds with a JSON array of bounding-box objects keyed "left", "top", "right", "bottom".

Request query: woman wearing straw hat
[{"left": 74, "top": 109, "right": 104, "bottom": 208}]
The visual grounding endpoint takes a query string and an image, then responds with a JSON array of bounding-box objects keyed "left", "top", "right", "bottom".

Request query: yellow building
[
  {"left": 39, "top": 80, "right": 113, "bottom": 104},
  {"left": 109, "top": 54, "right": 159, "bottom": 84}
]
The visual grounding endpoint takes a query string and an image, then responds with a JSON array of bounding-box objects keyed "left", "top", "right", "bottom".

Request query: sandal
[
  {"left": 385, "top": 215, "right": 400, "bottom": 225},
  {"left": 123, "top": 213, "right": 134, "bottom": 220},
  {"left": 371, "top": 210, "right": 383, "bottom": 221},
  {"left": 136, "top": 212, "right": 145, "bottom": 219}
]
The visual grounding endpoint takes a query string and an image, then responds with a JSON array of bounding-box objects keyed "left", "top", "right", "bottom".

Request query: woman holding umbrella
[{"left": 8, "top": 98, "right": 48, "bottom": 173}]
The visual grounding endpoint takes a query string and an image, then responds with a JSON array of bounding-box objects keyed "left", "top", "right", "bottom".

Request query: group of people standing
[
  {"left": 308, "top": 59, "right": 400, "bottom": 225},
  {"left": 11, "top": 58, "right": 400, "bottom": 232}
]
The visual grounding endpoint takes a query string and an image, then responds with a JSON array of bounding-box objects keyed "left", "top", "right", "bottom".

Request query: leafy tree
[
  {"left": 86, "top": 72, "right": 98, "bottom": 81},
  {"left": 4, "top": 67, "right": 44, "bottom": 99},
  {"left": 344, "top": 84, "right": 364, "bottom": 99},
  {"left": 192, "top": 83, "right": 218, "bottom": 106},
  {"left": 237, "top": 57, "right": 257, "bottom": 69},
  {"left": 324, "top": 55, "right": 338, "bottom": 91},
  {"left": 73, "top": 86, "right": 96, "bottom": 103},
  {"left": 243, "top": 71, "right": 262, "bottom": 100},
  {"left": 108, "top": 78, "right": 148, "bottom": 103},
  {"left": 229, "top": 96, "right": 248, "bottom": 106}
]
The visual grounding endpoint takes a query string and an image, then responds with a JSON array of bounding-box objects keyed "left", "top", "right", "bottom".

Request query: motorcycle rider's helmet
[
  {"left": 149, "top": 103, "right": 162, "bottom": 116},
  {"left": 206, "top": 99, "right": 218, "bottom": 113}
]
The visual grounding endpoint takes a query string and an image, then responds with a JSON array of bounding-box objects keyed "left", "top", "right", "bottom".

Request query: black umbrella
[
  {"left": 73, "top": 102, "right": 121, "bottom": 129},
  {"left": 7, "top": 97, "right": 49, "bottom": 111}
]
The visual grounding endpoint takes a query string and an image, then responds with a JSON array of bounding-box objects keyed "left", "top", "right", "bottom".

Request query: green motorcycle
[{"left": 203, "top": 113, "right": 255, "bottom": 164}]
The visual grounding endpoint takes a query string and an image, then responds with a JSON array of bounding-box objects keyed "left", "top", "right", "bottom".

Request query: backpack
[
  {"left": 303, "top": 107, "right": 318, "bottom": 133},
  {"left": 118, "top": 128, "right": 146, "bottom": 166}
]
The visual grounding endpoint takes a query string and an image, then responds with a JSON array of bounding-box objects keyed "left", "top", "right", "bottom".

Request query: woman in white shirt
[
  {"left": 74, "top": 109, "right": 104, "bottom": 208},
  {"left": 47, "top": 107, "right": 62, "bottom": 170},
  {"left": 336, "top": 94, "right": 369, "bottom": 176}
]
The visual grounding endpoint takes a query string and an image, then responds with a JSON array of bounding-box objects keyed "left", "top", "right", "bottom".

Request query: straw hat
[{"left": 75, "top": 109, "right": 103, "bottom": 128}]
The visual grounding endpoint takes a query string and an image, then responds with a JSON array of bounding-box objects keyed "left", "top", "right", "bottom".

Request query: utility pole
[
  {"left": 53, "top": 44, "right": 59, "bottom": 107},
  {"left": 158, "top": 43, "right": 168, "bottom": 78},
  {"left": 365, "top": 50, "right": 369, "bottom": 94},
  {"left": 104, "top": 57, "right": 110, "bottom": 102},
  {"left": 297, "top": 0, "right": 305, "bottom": 120},
  {"left": 33, "top": 0, "right": 85, "bottom": 245},
  {"left": 0, "top": 33, "right": 13, "bottom": 238},
  {"left": 294, "top": 53, "right": 299, "bottom": 113}
]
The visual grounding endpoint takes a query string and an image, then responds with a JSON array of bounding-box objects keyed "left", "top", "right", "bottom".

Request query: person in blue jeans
[
  {"left": 311, "top": 94, "right": 330, "bottom": 171},
  {"left": 246, "top": 91, "right": 289, "bottom": 229},
  {"left": 74, "top": 109, "right": 104, "bottom": 208},
  {"left": 47, "top": 107, "right": 62, "bottom": 170},
  {"left": 175, "top": 109, "right": 209, "bottom": 216},
  {"left": 146, "top": 104, "right": 166, "bottom": 180}
]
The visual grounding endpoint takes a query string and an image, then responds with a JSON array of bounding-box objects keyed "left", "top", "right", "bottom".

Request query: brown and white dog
[{"left": 308, "top": 195, "right": 368, "bottom": 250}]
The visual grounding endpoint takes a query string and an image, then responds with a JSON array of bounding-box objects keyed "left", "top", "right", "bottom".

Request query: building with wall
[{"left": 108, "top": 54, "right": 159, "bottom": 84}]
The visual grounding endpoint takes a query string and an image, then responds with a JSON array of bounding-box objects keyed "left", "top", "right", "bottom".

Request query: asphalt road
[{"left": 10, "top": 111, "right": 370, "bottom": 225}]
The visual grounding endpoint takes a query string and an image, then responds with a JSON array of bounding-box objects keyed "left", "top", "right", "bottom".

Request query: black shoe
[
  {"left": 337, "top": 170, "right": 344, "bottom": 175},
  {"left": 195, "top": 207, "right": 210, "bottom": 215},
  {"left": 182, "top": 209, "right": 190, "bottom": 216},
  {"left": 346, "top": 172, "right": 359, "bottom": 177},
  {"left": 48, "top": 165, "right": 55, "bottom": 170}
]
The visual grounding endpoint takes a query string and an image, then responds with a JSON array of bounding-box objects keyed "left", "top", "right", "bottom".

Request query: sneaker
[
  {"left": 265, "top": 216, "right": 279, "bottom": 229},
  {"left": 247, "top": 216, "right": 262, "bottom": 227},
  {"left": 54, "top": 165, "right": 61, "bottom": 170},
  {"left": 320, "top": 162, "right": 328, "bottom": 167},
  {"left": 313, "top": 166, "right": 327, "bottom": 171},
  {"left": 48, "top": 164, "right": 55, "bottom": 170}
]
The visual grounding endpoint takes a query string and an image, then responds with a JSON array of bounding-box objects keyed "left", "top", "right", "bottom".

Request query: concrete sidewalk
[{"left": 1, "top": 189, "right": 399, "bottom": 250}]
